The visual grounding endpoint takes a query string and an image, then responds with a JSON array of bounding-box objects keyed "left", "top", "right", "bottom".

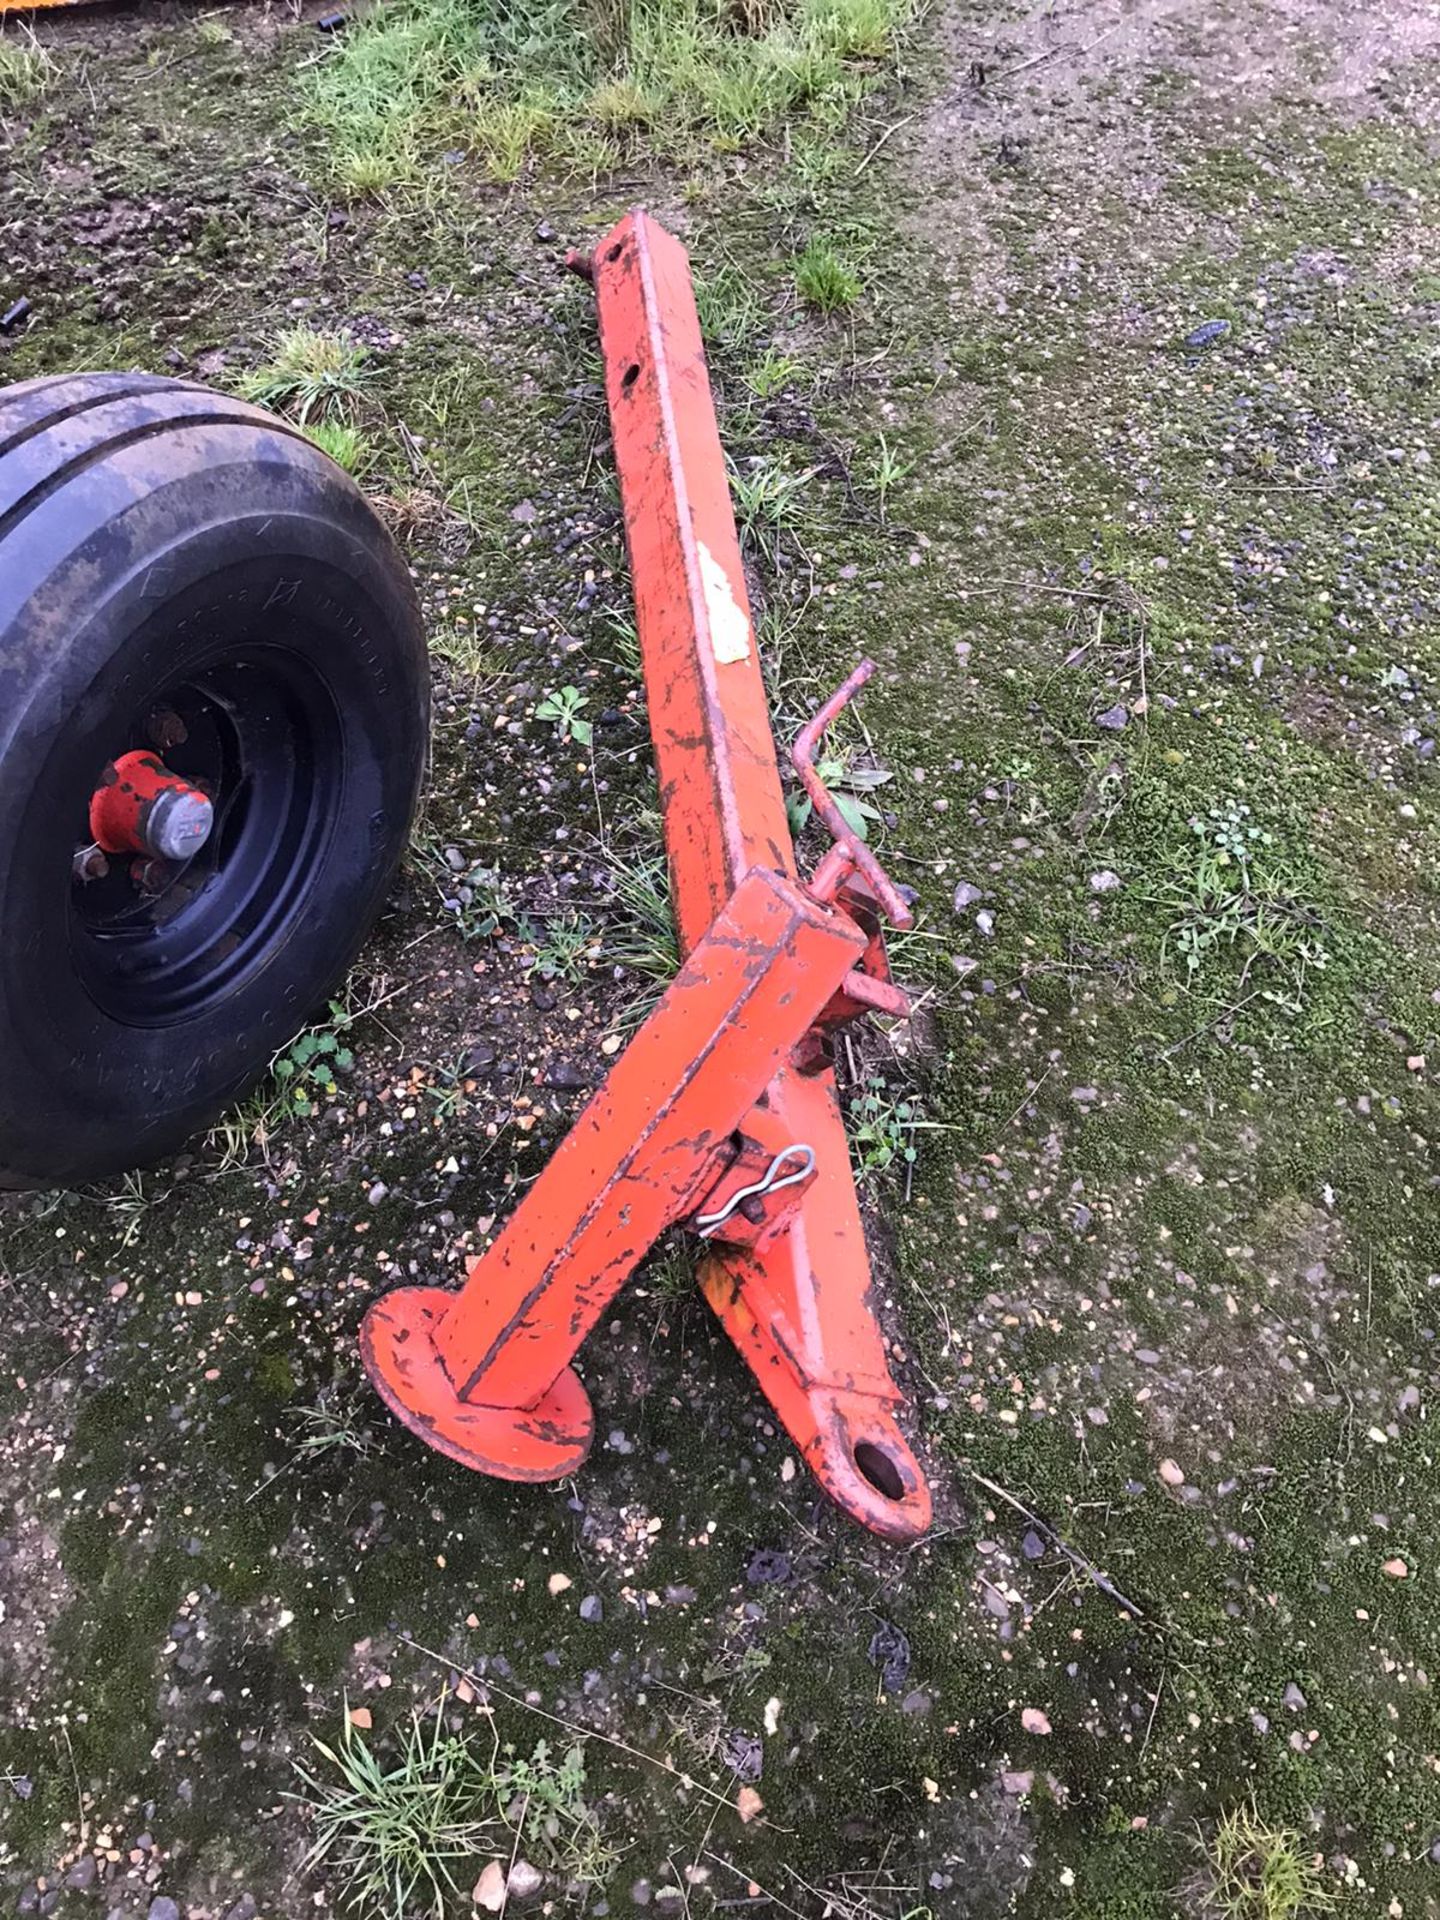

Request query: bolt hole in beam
[
  {"left": 607, "top": 243, "right": 625, "bottom": 263},
  {"left": 622, "top": 362, "right": 641, "bottom": 392},
  {"left": 853, "top": 1441, "right": 907, "bottom": 1502}
]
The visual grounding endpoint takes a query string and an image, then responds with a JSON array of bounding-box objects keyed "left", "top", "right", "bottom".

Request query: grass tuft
[
  {"left": 240, "top": 328, "right": 372, "bottom": 425},
  {"left": 605, "top": 847, "right": 680, "bottom": 1022},
  {"left": 793, "top": 234, "right": 862, "bottom": 311},
  {"left": 694, "top": 261, "right": 766, "bottom": 357},
  {"left": 1190, "top": 1802, "right": 1335, "bottom": 1920},
  {"left": 335, "top": 146, "right": 415, "bottom": 196},
  {"left": 525, "top": 910, "right": 599, "bottom": 984},
  {"left": 0, "top": 30, "right": 53, "bottom": 107},
  {"left": 294, "top": 1700, "right": 612, "bottom": 1919},
  {"left": 729, "top": 456, "right": 812, "bottom": 563},
  {"left": 303, "top": 420, "right": 374, "bottom": 476},
  {"left": 471, "top": 88, "right": 563, "bottom": 181}
]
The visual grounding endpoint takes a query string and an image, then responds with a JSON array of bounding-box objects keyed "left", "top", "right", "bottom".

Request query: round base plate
[{"left": 360, "top": 1286, "right": 594, "bottom": 1482}]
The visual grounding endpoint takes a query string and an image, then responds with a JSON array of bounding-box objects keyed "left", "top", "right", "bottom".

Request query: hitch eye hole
[
  {"left": 854, "top": 1440, "right": 907, "bottom": 1503},
  {"left": 607, "top": 243, "right": 625, "bottom": 263},
  {"left": 622, "top": 362, "right": 641, "bottom": 393}
]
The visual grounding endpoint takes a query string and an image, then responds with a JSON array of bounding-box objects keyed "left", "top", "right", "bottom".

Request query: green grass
[
  {"left": 1189, "top": 1802, "right": 1335, "bottom": 1920},
  {"left": 303, "top": 420, "right": 374, "bottom": 476},
  {"left": 693, "top": 261, "right": 767, "bottom": 358},
  {"left": 604, "top": 847, "right": 680, "bottom": 1022},
  {"left": 294, "top": 1702, "right": 613, "bottom": 1920},
  {"left": 239, "top": 327, "right": 372, "bottom": 425},
  {"left": 793, "top": 234, "right": 862, "bottom": 311},
  {"left": 729, "top": 457, "right": 812, "bottom": 563},
  {"left": 297, "top": 0, "right": 919, "bottom": 183},
  {"left": 0, "top": 31, "right": 53, "bottom": 108}
]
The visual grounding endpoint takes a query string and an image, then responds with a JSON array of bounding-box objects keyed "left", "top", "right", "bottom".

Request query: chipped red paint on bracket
[{"left": 360, "top": 211, "right": 932, "bottom": 1543}]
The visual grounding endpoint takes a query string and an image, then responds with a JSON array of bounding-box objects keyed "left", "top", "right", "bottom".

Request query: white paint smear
[{"left": 698, "top": 540, "right": 752, "bottom": 664}]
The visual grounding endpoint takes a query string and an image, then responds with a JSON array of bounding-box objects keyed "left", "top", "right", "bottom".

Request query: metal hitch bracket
[{"left": 363, "top": 209, "right": 932, "bottom": 1542}]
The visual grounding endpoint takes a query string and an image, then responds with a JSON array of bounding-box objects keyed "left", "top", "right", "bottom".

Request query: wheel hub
[
  {"left": 67, "top": 659, "right": 339, "bottom": 1027},
  {"left": 89, "top": 749, "right": 214, "bottom": 863}
]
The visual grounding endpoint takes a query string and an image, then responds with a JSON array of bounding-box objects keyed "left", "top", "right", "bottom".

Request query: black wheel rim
[{"left": 70, "top": 648, "right": 341, "bottom": 1027}]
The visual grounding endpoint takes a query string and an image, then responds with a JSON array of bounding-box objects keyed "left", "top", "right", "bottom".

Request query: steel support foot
[{"left": 360, "top": 1287, "right": 594, "bottom": 1481}]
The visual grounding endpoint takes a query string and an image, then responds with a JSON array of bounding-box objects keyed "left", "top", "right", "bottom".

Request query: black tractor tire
[{"left": 0, "top": 373, "right": 429, "bottom": 1190}]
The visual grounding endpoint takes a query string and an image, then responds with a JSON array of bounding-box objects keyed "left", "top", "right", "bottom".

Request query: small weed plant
[
  {"left": 209, "top": 985, "right": 381, "bottom": 1167},
  {"left": 1152, "top": 801, "right": 1328, "bottom": 1015},
  {"left": 534, "top": 686, "right": 593, "bottom": 747},
  {"left": 274, "top": 1006, "right": 356, "bottom": 1116},
  {"left": 850, "top": 1078, "right": 922, "bottom": 1183},
  {"left": 417, "top": 841, "right": 516, "bottom": 943},
  {"left": 787, "top": 751, "right": 893, "bottom": 842},
  {"left": 497, "top": 1738, "right": 617, "bottom": 1886},
  {"left": 863, "top": 431, "right": 913, "bottom": 519}
]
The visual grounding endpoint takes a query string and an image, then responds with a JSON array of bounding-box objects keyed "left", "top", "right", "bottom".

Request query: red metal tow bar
[{"left": 362, "top": 211, "right": 931, "bottom": 1541}]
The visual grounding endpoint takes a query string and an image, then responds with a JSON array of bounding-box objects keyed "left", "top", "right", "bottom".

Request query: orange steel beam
[
  {"left": 585, "top": 212, "right": 930, "bottom": 1540},
  {"left": 362, "top": 209, "right": 931, "bottom": 1541}
]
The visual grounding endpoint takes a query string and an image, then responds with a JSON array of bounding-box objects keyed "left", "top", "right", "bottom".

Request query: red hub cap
[{"left": 89, "top": 750, "right": 214, "bottom": 864}]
